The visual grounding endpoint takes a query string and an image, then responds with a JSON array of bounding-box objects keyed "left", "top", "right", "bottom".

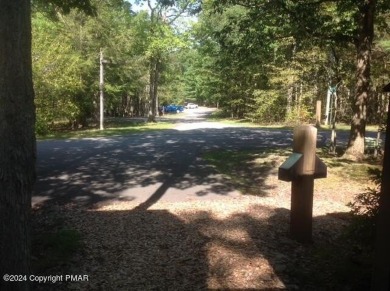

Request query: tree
[
  {"left": 31, "top": 0, "right": 154, "bottom": 129},
  {"left": 211, "top": 0, "right": 390, "bottom": 159},
  {"left": 134, "top": 0, "right": 200, "bottom": 122},
  {"left": 344, "top": 0, "right": 376, "bottom": 160},
  {"left": 1, "top": 1, "right": 94, "bottom": 290},
  {"left": 0, "top": 1, "right": 35, "bottom": 290}
]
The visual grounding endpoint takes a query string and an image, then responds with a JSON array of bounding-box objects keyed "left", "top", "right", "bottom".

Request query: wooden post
[
  {"left": 291, "top": 126, "right": 317, "bottom": 242},
  {"left": 293, "top": 126, "right": 317, "bottom": 175},
  {"left": 278, "top": 125, "right": 326, "bottom": 243},
  {"left": 291, "top": 176, "right": 314, "bottom": 242},
  {"left": 316, "top": 100, "right": 321, "bottom": 127}
]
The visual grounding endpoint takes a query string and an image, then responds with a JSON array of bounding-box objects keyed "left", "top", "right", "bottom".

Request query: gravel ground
[{"left": 32, "top": 174, "right": 362, "bottom": 290}]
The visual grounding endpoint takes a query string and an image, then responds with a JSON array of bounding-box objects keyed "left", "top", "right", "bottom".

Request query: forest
[{"left": 32, "top": 0, "right": 390, "bottom": 131}]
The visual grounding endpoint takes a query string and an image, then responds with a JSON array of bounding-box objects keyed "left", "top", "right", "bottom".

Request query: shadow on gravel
[
  {"left": 31, "top": 202, "right": 366, "bottom": 290},
  {"left": 31, "top": 207, "right": 209, "bottom": 290}
]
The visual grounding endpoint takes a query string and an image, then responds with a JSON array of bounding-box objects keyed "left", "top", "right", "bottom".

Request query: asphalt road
[{"left": 32, "top": 108, "right": 366, "bottom": 209}]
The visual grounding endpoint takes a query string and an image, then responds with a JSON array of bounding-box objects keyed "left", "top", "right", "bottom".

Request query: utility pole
[
  {"left": 99, "top": 49, "right": 104, "bottom": 130},
  {"left": 325, "top": 87, "right": 331, "bottom": 126}
]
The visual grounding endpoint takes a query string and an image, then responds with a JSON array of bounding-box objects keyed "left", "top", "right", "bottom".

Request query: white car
[{"left": 185, "top": 103, "right": 198, "bottom": 109}]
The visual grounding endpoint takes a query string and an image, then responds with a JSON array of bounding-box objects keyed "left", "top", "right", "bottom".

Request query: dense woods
[
  {"left": 32, "top": 0, "right": 201, "bottom": 130},
  {"left": 32, "top": 0, "right": 390, "bottom": 153}
]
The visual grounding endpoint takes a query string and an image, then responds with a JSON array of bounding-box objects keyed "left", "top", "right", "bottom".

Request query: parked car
[
  {"left": 164, "top": 104, "right": 184, "bottom": 113},
  {"left": 185, "top": 103, "right": 198, "bottom": 109}
]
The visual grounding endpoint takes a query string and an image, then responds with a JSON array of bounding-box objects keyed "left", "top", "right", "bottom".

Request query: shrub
[
  {"left": 284, "top": 104, "right": 313, "bottom": 126},
  {"left": 35, "top": 114, "right": 50, "bottom": 136},
  {"left": 347, "top": 168, "right": 381, "bottom": 245}
]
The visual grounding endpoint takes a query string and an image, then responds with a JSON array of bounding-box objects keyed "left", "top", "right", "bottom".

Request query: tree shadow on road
[{"left": 33, "top": 127, "right": 295, "bottom": 210}]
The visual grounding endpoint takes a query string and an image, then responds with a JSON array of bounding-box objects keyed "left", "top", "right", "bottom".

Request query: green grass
[
  {"left": 204, "top": 147, "right": 381, "bottom": 195},
  {"left": 207, "top": 110, "right": 380, "bottom": 132},
  {"left": 37, "top": 120, "right": 175, "bottom": 140},
  {"left": 318, "top": 123, "right": 379, "bottom": 132},
  {"left": 316, "top": 150, "right": 382, "bottom": 181},
  {"left": 203, "top": 148, "right": 291, "bottom": 196},
  {"left": 207, "top": 112, "right": 291, "bottom": 129}
]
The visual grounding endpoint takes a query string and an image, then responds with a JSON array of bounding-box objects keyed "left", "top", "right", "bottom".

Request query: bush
[
  {"left": 246, "top": 89, "right": 286, "bottom": 123},
  {"left": 35, "top": 114, "right": 50, "bottom": 136},
  {"left": 347, "top": 168, "right": 381, "bottom": 245},
  {"left": 284, "top": 104, "right": 313, "bottom": 126}
]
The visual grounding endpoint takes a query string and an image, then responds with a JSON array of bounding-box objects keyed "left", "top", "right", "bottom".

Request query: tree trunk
[
  {"left": 371, "top": 96, "right": 390, "bottom": 291},
  {"left": 344, "top": 0, "right": 375, "bottom": 160},
  {"left": 0, "top": 1, "right": 36, "bottom": 290}
]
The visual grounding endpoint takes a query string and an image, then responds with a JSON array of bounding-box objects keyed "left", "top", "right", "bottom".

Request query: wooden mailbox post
[{"left": 278, "top": 125, "right": 327, "bottom": 243}]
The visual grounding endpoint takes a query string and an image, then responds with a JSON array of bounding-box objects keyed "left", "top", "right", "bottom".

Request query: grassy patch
[
  {"left": 207, "top": 110, "right": 380, "bottom": 133},
  {"left": 37, "top": 120, "right": 175, "bottom": 140},
  {"left": 318, "top": 123, "right": 379, "bottom": 133},
  {"left": 203, "top": 148, "right": 291, "bottom": 196},
  {"left": 317, "top": 150, "right": 382, "bottom": 182},
  {"left": 207, "top": 114, "right": 291, "bottom": 129},
  {"left": 203, "top": 147, "right": 380, "bottom": 194}
]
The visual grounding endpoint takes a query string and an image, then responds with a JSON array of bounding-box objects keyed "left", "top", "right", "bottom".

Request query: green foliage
[
  {"left": 35, "top": 114, "right": 50, "bottom": 136},
  {"left": 187, "top": 0, "right": 390, "bottom": 127},
  {"left": 32, "top": 0, "right": 154, "bottom": 131},
  {"left": 32, "top": 0, "right": 390, "bottom": 131},
  {"left": 285, "top": 105, "right": 313, "bottom": 126},
  {"left": 246, "top": 90, "right": 286, "bottom": 123},
  {"left": 347, "top": 168, "right": 382, "bottom": 245}
]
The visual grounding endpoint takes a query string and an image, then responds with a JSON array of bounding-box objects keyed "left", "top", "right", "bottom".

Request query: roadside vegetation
[
  {"left": 36, "top": 118, "right": 176, "bottom": 140},
  {"left": 207, "top": 109, "right": 382, "bottom": 133}
]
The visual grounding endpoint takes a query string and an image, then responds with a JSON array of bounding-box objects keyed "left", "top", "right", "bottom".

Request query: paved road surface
[{"left": 32, "top": 108, "right": 370, "bottom": 209}]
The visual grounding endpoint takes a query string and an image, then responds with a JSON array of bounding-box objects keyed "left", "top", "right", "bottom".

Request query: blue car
[{"left": 164, "top": 105, "right": 184, "bottom": 114}]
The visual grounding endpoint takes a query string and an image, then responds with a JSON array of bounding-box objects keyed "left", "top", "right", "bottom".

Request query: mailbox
[{"left": 278, "top": 125, "right": 327, "bottom": 243}]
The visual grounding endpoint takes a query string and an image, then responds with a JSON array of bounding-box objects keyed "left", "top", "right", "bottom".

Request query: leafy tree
[
  {"left": 32, "top": 0, "right": 157, "bottom": 129},
  {"left": 133, "top": 0, "right": 201, "bottom": 121},
  {"left": 32, "top": 12, "right": 85, "bottom": 132},
  {"left": 211, "top": 0, "right": 390, "bottom": 159}
]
